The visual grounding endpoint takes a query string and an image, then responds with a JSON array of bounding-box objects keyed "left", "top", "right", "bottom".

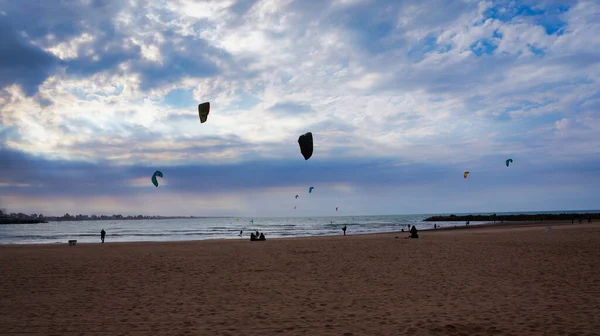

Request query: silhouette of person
[
  {"left": 342, "top": 225, "right": 347, "bottom": 236},
  {"left": 100, "top": 229, "right": 106, "bottom": 243},
  {"left": 409, "top": 225, "right": 419, "bottom": 239}
]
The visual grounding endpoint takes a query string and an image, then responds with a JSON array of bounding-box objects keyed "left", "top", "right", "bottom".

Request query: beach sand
[{"left": 1, "top": 221, "right": 599, "bottom": 335}]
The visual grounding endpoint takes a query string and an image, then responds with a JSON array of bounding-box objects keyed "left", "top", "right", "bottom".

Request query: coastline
[
  {"left": 0, "top": 219, "right": 583, "bottom": 247},
  {"left": 0, "top": 216, "right": 232, "bottom": 225},
  {"left": 424, "top": 212, "right": 600, "bottom": 221}
]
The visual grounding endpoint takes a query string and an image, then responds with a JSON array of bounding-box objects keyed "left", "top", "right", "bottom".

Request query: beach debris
[
  {"left": 151, "top": 171, "right": 163, "bottom": 187},
  {"left": 298, "top": 132, "right": 313, "bottom": 160},
  {"left": 309, "top": 186, "right": 314, "bottom": 193},
  {"left": 506, "top": 158, "right": 513, "bottom": 167},
  {"left": 68, "top": 240, "right": 77, "bottom": 246},
  {"left": 463, "top": 171, "right": 470, "bottom": 179},
  {"left": 198, "top": 102, "right": 210, "bottom": 123}
]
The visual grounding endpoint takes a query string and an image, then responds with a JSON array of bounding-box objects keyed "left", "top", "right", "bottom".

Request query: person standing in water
[
  {"left": 100, "top": 229, "right": 106, "bottom": 243},
  {"left": 342, "top": 225, "right": 347, "bottom": 236}
]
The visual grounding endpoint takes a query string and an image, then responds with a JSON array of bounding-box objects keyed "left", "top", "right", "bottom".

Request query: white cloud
[
  {"left": 555, "top": 117, "right": 571, "bottom": 131},
  {"left": 1, "top": 0, "right": 599, "bottom": 168}
]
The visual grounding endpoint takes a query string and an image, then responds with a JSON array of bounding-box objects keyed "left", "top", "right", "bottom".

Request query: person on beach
[
  {"left": 434, "top": 223, "right": 437, "bottom": 230},
  {"left": 342, "top": 225, "right": 347, "bottom": 236},
  {"left": 409, "top": 225, "right": 419, "bottom": 239},
  {"left": 100, "top": 229, "right": 106, "bottom": 243}
]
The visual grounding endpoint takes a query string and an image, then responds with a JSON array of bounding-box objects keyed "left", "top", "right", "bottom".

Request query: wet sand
[{"left": 1, "top": 221, "right": 599, "bottom": 335}]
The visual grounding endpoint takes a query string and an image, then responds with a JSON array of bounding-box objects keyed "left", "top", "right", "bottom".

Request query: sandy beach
[{"left": 1, "top": 221, "right": 599, "bottom": 335}]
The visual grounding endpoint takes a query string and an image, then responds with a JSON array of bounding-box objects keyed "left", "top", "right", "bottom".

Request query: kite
[
  {"left": 295, "top": 195, "right": 299, "bottom": 199},
  {"left": 336, "top": 207, "right": 338, "bottom": 211},
  {"left": 294, "top": 206, "right": 297, "bottom": 209},
  {"left": 298, "top": 132, "right": 313, "bottom": 160},
  {"left": 464, "top": 171, "right": 469, "bottom": 179},
  {"left": 198, "top": 102, "right": 210, "bottom": 123},
  {"left": 151, "top": 171, "right": 163, "bottom": 187},
  {"left": 506, "top": 158, "right": 513, "bottom": 167},
  {"left": 309, "top": 187, "right": 314, "bottom": 193}
]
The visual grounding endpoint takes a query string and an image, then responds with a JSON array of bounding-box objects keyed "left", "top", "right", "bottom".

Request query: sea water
[{"left": 0, "top": 210, "right": 594, "bottom": 244}]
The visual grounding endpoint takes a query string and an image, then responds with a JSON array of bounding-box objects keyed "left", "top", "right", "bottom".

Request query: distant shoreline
[
  {"left": 3, "top": 212, "right": 600, "bottom": 225},
  {"left": 0, "top": 216, "right": 234, "bottom": 225},
  {"left": 424, "top": 212, "right": 600, "bottom": 222}
]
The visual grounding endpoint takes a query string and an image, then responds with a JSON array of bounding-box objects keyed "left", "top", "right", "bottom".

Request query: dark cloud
[
  {"left": 0, "top": 20, "right": 59, "bottom": 96},
  {"left": 329, "top": 0, "right": 474, "bottom": 54},
  {"left": 0, "top": 145, "right": 442, "bottom": 198},
  {"left": 229, "top": 0, "right": 257, "bottom": 17},
  {"left": 2, "top": 144, "right": 599, "bottom": 201},
  {"left": 0, "top": 0, "right": 227, "bottom": 95},
  {"left": 267, "top": 101, "right": 314, "bottom": 116},
  {"left": 135, "top": 36, "right": 222, "bottom": 91}
]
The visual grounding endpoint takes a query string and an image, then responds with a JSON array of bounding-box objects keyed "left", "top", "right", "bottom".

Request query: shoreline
[
  {"left": 424, "top": 212, "right": 600, "bottom": 221},
  {"left": 0, "top": 216, "right": 234, "bottom": 225},
  {"left": 0, "top": 219, "right": 585, "bottom": 247}
]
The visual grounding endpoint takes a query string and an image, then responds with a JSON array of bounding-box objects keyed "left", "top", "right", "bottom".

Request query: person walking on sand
[
  {"left": 100, "top": 229, "right": 106, "bottom": 243},
  {"left": 342, "top": 225, "right": 347, "bottom": 236}
]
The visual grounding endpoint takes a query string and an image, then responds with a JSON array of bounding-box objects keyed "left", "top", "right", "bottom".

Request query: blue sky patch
[{"left": 162, "top": 88, "right": 196, "bottom": 109}]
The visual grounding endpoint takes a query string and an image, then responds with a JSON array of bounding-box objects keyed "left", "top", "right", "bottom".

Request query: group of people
[{"left": 250, "top": 230, "right": 266, "bottom": 241}]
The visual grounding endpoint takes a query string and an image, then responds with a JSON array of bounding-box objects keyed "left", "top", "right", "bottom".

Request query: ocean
[{"left": 0, "top": 210, "right": 595, "bottom": 245}]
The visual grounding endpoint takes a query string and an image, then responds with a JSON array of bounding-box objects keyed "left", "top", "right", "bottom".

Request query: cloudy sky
[{"left": 1, "top": 0, "right": 599, "bottom": 217}]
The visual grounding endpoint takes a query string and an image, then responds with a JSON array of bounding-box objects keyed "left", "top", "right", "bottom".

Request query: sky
[{"left": 0, "top": 0, "right": 599, "bottom": 217}]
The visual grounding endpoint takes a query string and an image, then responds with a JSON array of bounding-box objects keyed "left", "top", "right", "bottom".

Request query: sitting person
[
  {"left": 250, "top": 233, "right": 257, "bottom": 241},
  {"left": 409, "top": 225, "right": 419, "bottom": 239},
  {"left": 259, "top": 233, "right": 266, "bottom": 241}
]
